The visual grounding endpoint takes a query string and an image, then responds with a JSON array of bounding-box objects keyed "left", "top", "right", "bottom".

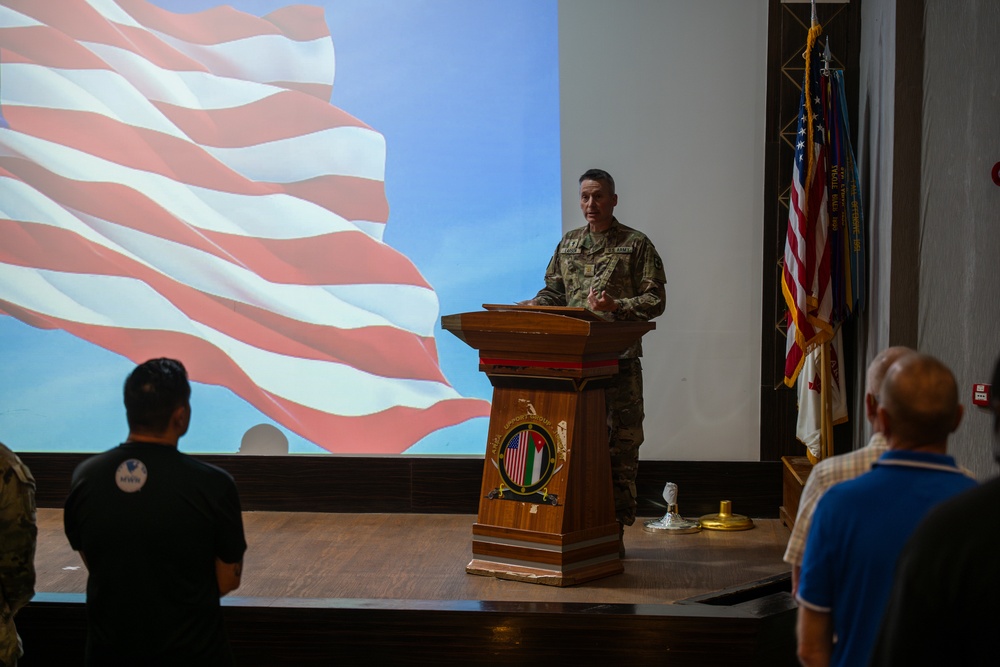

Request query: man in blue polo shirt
[
  {"left": 795, "top": 353, "right": 976, "bottom": 667},
  {"left": 868, "top": 354, "right": 1000, "bottom": 666}
]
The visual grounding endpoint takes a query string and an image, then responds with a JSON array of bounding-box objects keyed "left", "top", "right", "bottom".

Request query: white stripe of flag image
[
  {"left": 503, "top": 430, "right": 546, "bottom": 487},
  {"left": 0, "top": 0, "right": 490, "bottom": 453}
]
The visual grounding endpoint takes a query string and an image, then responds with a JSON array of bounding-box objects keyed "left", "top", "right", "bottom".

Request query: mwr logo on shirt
[{"left": 115, "top": 459, "right": 148, "bottom": 493}]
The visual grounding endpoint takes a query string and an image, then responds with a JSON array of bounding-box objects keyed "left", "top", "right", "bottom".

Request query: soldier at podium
[{"left": 521, "top": 168, "right": 666, "bottom": 553}]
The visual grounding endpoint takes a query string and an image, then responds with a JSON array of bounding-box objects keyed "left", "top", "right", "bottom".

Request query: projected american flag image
[{"left": 0, "top": 0, "right": 492, "bottom": 453}]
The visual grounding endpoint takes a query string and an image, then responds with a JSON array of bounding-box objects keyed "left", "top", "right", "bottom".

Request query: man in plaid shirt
[{"left": 783, "top": 346, "right": 913, "bottom": 593}]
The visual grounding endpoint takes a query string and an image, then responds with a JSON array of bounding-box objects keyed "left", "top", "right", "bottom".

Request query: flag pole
[
  {"left": 820, "top": 341, "right": 834, "bottom": 460},
  {"left": 814, "top": 0, "right": 830, "bottom": 461}
]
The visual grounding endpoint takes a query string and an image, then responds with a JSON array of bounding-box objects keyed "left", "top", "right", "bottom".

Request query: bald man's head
[
  {"left": 865, "top": 346, "right": 915, "bottom": 428},
  {"left": 879, "top": 354, "right": 962, "bottom": 451}
]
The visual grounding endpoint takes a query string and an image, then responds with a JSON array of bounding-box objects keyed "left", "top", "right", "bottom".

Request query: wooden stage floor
[{"left": 36, "top": 509, "right": 792, "bottom": 604}]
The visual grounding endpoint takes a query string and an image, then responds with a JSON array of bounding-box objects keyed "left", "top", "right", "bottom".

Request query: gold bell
[{"left": 699, "top": 500, "right": 754, "bottom": 531}]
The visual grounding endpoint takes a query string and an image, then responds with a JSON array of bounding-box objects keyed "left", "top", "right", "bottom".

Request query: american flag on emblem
[
  {"left": 503, "top": 430, "right": 545, "bottom": 487},
  {"left": 0, "top": 0, "right": 490, "bottom": 452},
  {"left": 781, "top": 24, "right": 833, "bottom": 387}
]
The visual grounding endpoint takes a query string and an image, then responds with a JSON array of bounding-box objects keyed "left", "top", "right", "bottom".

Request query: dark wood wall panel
[
  {"left": 22, "top": 453, "right": 781, "bottom": 518},
  {"left": 636, "top": 460, "right": 781, "bottom": 519}
]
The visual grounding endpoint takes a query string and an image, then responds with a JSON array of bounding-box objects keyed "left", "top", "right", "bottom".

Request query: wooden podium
[{"left": 441, "top": 305, "right": 654, "bottom": 586}]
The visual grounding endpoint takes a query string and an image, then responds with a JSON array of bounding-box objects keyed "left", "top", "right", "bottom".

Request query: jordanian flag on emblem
[{"left": 504, "top": 430, "right": 546, "bottom": 487}]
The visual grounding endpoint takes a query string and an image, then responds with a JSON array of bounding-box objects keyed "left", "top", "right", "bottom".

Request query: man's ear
[
  {"left": 865, "top": 393, "right": 878, "bottom": 423},
  {"left": 951, "top": 404, "right": 964, "bottom": 434},
  {"left": 876, "top": 405, "right": 891, "bottom": 439},
  {"left": 171, "top": 403, "right": 191, "bottom": 437}
]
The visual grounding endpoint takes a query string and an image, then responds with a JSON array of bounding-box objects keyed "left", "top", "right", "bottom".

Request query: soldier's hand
[{"left": 587, "top": 287, "right": 618, "bottom": 313}]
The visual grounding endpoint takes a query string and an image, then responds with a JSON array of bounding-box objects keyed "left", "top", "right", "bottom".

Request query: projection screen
[{"left": 0, "top": 0, "right": 561, "bottom": 454}]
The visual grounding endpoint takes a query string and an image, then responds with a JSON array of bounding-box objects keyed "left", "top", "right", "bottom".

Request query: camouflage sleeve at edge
[
  {"left": 0, "top": 461, "right": 37, "bottom": 614},
  {"left": 532, "top": 243, "right": 568, "bottom": 306}
]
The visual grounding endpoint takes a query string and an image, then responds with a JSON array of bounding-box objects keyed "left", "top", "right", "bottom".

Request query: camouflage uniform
[
  {"left": 533, "top": 218, "right": 666, "bottom": 525},
  {"left": 0, "top": 444, "right": 36, "bottom": 667}
]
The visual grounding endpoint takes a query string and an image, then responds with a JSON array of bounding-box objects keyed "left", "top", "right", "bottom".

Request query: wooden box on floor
[{"left": 442, "top": 306, "right": 654, "bottom": 586}]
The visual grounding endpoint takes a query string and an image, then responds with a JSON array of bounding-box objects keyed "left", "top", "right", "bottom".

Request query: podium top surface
[
  {"left": 440, "top": 307, "right": 654, "bottom": 360},
  {"left": 481, "top": 304, "right": 606, "bottom": 322}
]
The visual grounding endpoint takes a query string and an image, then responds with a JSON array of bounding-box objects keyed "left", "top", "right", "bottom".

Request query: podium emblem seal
[{"left": 497, "top": 422, "right": 557, "bottom": 497}]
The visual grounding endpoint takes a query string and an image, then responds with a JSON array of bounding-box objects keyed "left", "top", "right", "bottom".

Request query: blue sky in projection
[{"left": 0, "top": 0, "right": 561, "bottom": 455}]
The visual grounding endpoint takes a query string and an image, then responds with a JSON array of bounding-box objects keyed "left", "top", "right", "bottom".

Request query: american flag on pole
[
  {"left": 781, "top": 23, "right": 833, "bottom": 387},
  {"left": 0, "top": 0, "right": 490, "bottom": 453}
]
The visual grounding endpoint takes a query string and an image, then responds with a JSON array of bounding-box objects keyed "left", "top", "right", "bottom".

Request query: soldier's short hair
[
  {"left": 124, "top": 358, "right": 191, "bottom": 433},
  {"left": 579, "top": 169, "right": 615, "bottom": 195}
]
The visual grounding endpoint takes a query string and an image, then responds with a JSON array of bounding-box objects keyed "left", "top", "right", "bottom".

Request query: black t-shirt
[
  {"left": 869, "top": 478, "right": 1000, "bottom": 667},
  {"left": 64, "top": 442, "right": 246, "bottom": 667}
]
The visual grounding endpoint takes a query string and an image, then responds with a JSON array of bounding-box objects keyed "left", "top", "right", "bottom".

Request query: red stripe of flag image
[
  {"left": 503, "top": 430, "right": 546, "bottom": 487},
  {"left": 0, "top": 0, "right": 490, "bottom": 452}
]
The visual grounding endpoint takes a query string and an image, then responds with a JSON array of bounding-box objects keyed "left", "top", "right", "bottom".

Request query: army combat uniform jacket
[
  {"left": 533, "top": 218, "right": 666, "bottom": 357},
  {"left": 532, "top": 218, "right": 665, "bottom": 526}
]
